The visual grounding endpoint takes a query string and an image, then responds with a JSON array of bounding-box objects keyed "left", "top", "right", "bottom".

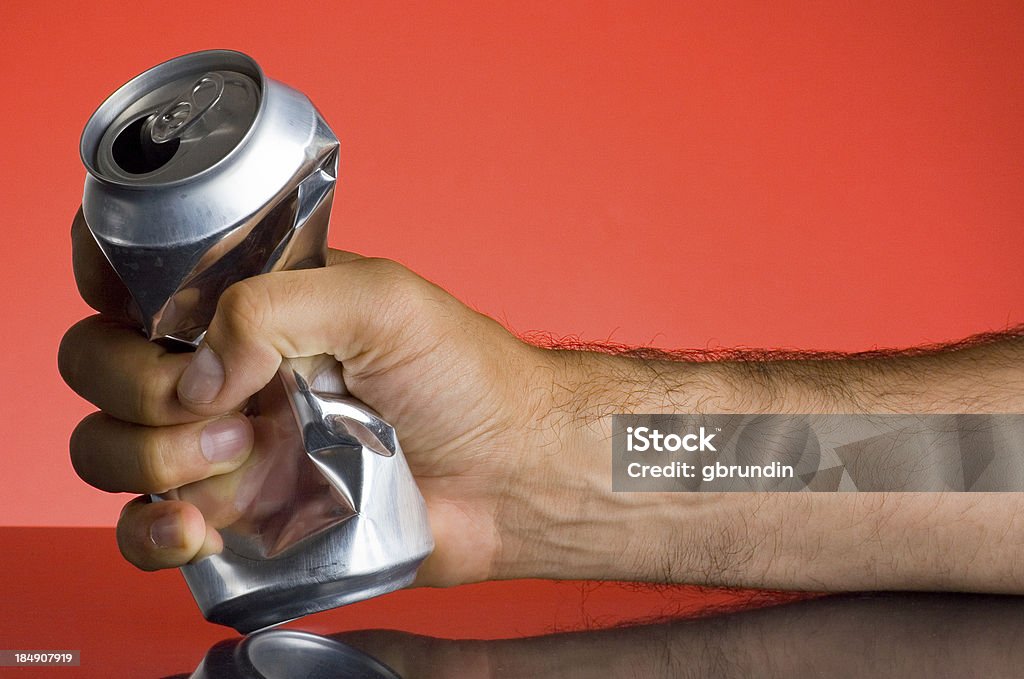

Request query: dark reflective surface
[
  {"left": 164, "top": 593, "right": 1024, "bottom": 678},
  {"left": 3, "top": 528, "right": 1023, "bottom": 678},
  {"left": 166, "top": 630, "right": 401, "bottom": 679}
]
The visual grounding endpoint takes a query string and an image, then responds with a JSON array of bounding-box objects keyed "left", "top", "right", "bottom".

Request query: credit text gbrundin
[{"left": 624, "top": 425, "right": 796, "bottom": 483}]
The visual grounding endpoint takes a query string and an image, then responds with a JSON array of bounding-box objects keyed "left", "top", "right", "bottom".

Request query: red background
[{"left": 2, "top": 0, "right": 1023, "bottom": 528}]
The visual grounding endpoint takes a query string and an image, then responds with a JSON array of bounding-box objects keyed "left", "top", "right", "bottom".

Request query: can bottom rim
[{"left": 196, "top": 557, "right": 427, "bottom": 634}]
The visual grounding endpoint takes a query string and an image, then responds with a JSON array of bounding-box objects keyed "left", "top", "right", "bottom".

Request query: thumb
[{"left": 175, "top": 254, "right": 416, "bottom": 416}]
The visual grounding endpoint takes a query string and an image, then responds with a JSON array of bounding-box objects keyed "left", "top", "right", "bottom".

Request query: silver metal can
[{"left": 79, "top": 50, "right": 434, "bottom": 633}]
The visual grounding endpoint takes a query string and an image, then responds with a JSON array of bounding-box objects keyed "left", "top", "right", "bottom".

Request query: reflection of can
[
  {"left": 184, "top": 630, "right": 402, "bottom": 679},
  {"left": 79, "top": 51, "right": 433, "bottom": 633}
]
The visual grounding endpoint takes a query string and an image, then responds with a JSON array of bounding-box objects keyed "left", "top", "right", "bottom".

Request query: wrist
[{"left": 492, "top": 347, "right": 738, "bottom": 581}]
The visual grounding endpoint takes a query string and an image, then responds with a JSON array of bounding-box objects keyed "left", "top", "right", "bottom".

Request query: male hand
[{"left": 59, "top": 209, "right": 561, "bottom": 586}]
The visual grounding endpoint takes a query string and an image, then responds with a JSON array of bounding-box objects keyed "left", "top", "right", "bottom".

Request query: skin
[{"left": 60, "top": 210, "right": 1024, "bottom": 592}]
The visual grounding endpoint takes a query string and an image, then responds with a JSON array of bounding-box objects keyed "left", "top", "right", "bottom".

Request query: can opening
[
  {"left": 82, "top": 51, "right": 265, "bottom": 186},
  {"left": 111, "top": 115, "right": 180, "bottom": 175}
]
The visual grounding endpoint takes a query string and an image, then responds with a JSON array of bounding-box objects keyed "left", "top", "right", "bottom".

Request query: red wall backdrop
[{"left": 2, "top": 1, "right": 1023, "bottom": 527}]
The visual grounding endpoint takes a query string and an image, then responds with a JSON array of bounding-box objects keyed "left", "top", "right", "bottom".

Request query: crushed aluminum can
[{"left": 79, "top": 49, "right": 434, "bottom": 633}]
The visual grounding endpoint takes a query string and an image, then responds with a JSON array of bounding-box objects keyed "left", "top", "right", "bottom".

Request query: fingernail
[
  {"left": 179, "top": 345, "right": 224, "bottom": 404},
  {"left": 149, "top": 514, "right": 183, "bottom": 549},
  {"left": 200, "top": 417, "right": 252, "bottom": 463}
]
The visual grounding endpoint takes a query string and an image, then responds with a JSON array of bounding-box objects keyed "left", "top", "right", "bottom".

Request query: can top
[{"left": 81, "top": 50, "right": 263, "bottom": 186}]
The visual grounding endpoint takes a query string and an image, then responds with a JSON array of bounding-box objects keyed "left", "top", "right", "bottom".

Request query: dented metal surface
[{"left": 79, "top": 50, "right": 433, "bottom": 633}]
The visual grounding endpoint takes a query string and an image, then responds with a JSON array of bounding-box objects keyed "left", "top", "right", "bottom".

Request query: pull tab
[{"left": 148, "top": 72, "right": 225, "bottom": 144}]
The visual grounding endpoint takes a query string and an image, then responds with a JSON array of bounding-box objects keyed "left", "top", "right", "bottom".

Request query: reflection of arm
[
  {"left": 339, "top": 594, "right": 1024, "bottom": 678},
  {"left": 499, "top": 331, "right": 1024, "bottom": 592}
]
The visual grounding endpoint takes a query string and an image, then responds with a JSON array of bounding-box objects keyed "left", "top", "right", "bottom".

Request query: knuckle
[
  {"left": 366, "top": 258, "right": 425, "bottom": 313},
  {"left": 217, "top": 278, "right": 269, "bottom": 339},
  {"left": 270, "top": 270, "right": 316, "bottom": 306},
  {"left": 136, "top": 340, "right": 199, "bottom": 424},
  {"left": 137, "top": 434, "right": 177, "bottom": 493},
  {"left": 263, "top": 273, "right": 316, "bottom": 356},
  {"left": 352, "top": 258, "right": 457, "bottom": 354},
  {"left": 366, "top": 258, "right": 420, "bottom": 296},
  {"left": 135, "top": 364, "right": 170, "bottom": 426}
]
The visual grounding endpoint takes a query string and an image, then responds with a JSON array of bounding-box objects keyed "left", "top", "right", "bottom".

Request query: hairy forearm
[
  {"left": 496, "top": 331, "right": 1024, "bottom": 591},
  {"left": 549, "top": 326, "right": 1024, "bottom": 416}
]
